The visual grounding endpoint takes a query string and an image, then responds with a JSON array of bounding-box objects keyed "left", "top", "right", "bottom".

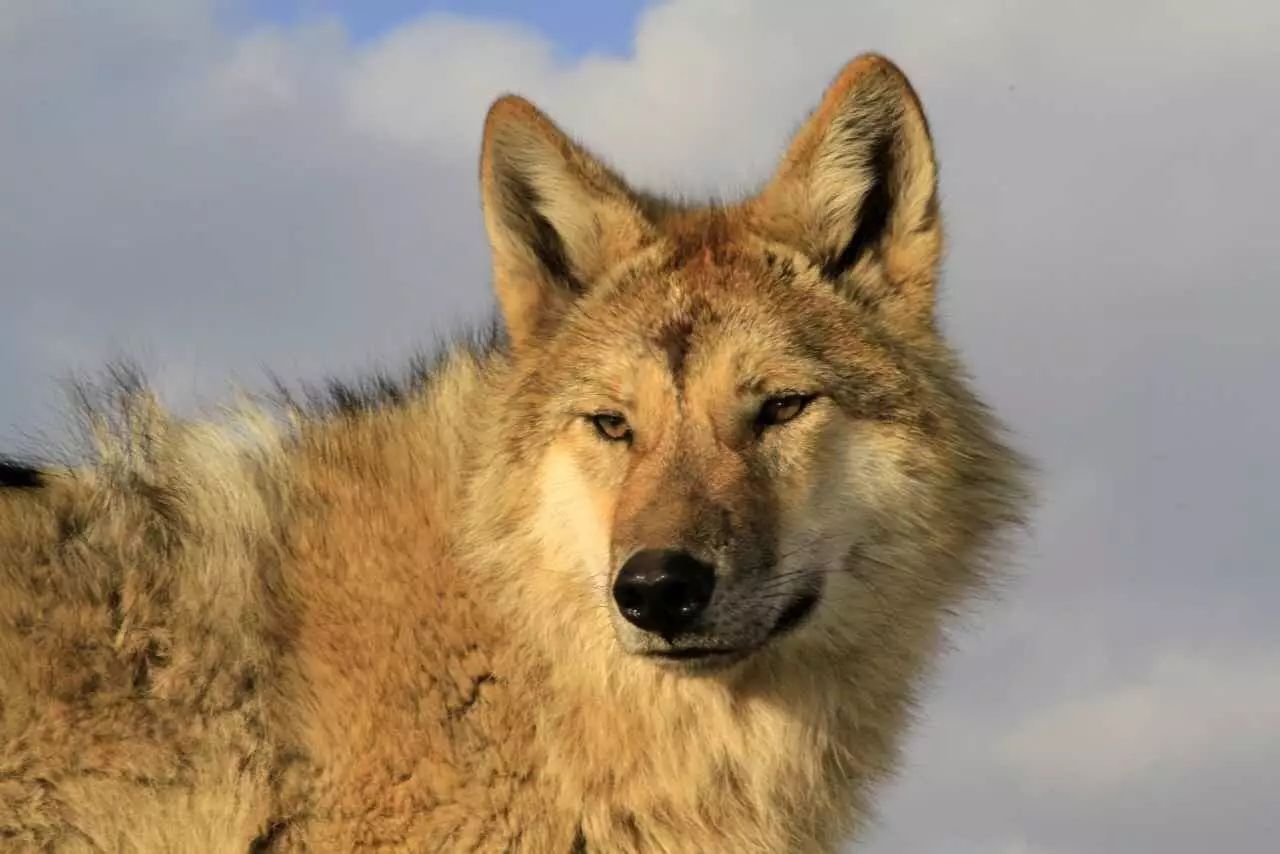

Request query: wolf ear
[
  {"left": 755, "top": 55, "right": 942, "bottom": 329},
  {"left": 480, "top": 96, "right": 652, "bottom": 348}
]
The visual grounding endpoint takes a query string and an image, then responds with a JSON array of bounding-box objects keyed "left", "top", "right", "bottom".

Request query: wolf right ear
[
  {"left": 754, "top": 55, "right": 943, "bottom": 331},
  {"left": 479, "top": 97, "right": 653, "bottom": 348}
]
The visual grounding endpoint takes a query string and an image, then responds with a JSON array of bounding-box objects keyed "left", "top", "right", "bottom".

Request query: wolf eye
[
  {"left": 590, "top": 412, "right": 632, "bottom": 442},
  {"left": 757, "top": 394, "right": 815, "bottom": 428}
]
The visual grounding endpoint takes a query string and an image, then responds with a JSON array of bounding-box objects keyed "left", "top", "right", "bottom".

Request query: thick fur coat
[{"left": 0, "top": 55, "right": 1031, "bottom": 852}]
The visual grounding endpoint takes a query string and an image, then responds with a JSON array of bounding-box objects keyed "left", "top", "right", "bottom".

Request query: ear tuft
[
  {"left": 480, "top": 96, "right": 651, "bottom": 348},
  {"left": 755, "top": 54, "right": 942, "bottom": 329}
]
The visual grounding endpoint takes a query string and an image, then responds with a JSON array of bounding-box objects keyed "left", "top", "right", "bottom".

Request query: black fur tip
[{"left": 0, "top": 459, "right": 44, "bottom": 489}]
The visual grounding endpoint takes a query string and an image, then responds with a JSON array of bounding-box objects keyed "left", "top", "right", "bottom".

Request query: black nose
[{"left": 612, "top": 549, "right": 716, "bottom": 639}]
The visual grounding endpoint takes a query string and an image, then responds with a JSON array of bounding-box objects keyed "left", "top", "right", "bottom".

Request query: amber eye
[
  {"left": 756, "top": 394, "right": 815, "bottom": 429},
  {"left": 590, "top": 412, "right": 633, "bottom": 443}
]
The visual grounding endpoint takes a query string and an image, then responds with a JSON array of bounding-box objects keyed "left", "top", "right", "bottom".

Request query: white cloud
[
  {"left": 999, "top": 650, "right": 1280, "bottom": 793},
  {"left": 1, "top": 1, "right": 1277, "bottom": 851},
  {"left": 342, "top": 14, "right": 559, "bottom": 152}
]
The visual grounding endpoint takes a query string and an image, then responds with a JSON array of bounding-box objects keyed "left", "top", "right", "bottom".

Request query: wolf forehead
[
  {"left": 552, "top": 222, "right": 831, "bottom": 351},
  {"left": 604, "top": 207, "right": 810, "bottom": 298},
  {"left": 545, "top": 241, "right": 923, "bottom": 417}
]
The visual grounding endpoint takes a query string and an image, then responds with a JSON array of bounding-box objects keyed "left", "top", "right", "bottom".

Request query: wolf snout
[{"left": 612, "top": 549, "right": 716, "bottom": 639}]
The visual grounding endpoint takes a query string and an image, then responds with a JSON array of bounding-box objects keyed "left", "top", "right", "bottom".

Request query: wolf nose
[{"left": 612, "top": 549, "right": 716, "bottom": 639}]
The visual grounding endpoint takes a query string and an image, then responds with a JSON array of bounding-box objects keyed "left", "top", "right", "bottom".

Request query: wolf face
[
  {"left": 477, "top": 56, "right": 1024, "bottom": 676},
  {"left": 519, "top": 247, "right": 934, "bottom": 673}
]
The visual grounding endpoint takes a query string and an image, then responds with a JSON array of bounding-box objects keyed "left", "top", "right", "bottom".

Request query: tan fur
[{"left": 0, "top": 55, "right": 1031, "bottom": 852}]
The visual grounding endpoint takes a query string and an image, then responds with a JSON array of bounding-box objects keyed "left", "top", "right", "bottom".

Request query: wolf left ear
[
  {"left": 480, "top": 96, "right": 653, "bottom": 348},
  {"left": 755, "top": 55, "right": 942, "bottom": 330}
]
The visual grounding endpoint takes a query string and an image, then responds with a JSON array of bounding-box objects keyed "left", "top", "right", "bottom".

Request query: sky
[
  {"left": 232, "top": 0, "right": 649, "bottom": 55},
  {"left": 1, "top": 1, "right": 1278, "bottom": 851}
]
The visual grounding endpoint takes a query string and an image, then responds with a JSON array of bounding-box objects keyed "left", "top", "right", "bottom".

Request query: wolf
[{"left": 0, "top": 54, "right": 1031, "bottom": 852}]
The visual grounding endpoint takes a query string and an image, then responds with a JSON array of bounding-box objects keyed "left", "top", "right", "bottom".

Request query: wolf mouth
[
  {"left": 645, "top": 591, "right": 822, "bottom": 664},
  {"left": 650, "top": 647, "right": 743, "bottom": 661}
]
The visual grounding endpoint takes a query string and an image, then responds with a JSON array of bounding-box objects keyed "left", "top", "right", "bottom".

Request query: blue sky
[{"left": 234, "top": 0, "right": 648, "bottom": 57}]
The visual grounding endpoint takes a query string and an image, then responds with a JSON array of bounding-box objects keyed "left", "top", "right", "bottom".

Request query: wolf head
[{"left": 471, "top": 55, "right": 1029, "bottom": 677}]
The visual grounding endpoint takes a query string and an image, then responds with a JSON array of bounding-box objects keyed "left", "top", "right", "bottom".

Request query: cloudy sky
[{"left": 2, "top": 1, "right": 1277, "bottom": 851}]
